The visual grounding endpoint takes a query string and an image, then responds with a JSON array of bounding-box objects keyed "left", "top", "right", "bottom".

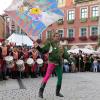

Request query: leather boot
[
  {"left": 39, "top": 82, "right": 46, "bottom": 98},
  {"left": 56, "top": 85, "right": 64, "bottom": 97}
]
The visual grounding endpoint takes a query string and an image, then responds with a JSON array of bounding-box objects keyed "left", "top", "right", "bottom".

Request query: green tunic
[{"left": 37, "top": 40, "right": 70, "bottom": 64}]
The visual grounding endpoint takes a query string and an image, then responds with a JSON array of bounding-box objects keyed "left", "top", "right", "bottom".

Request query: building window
[
  {"left": 80, "top": 27, "right": 87, "bottom": 36},
  {"left": 56, "top": 0, "right": 66, "bottom": 7},
  {"left": 56, "top": 0, "right": 64, "bottom": 4},
  {"left": 11, "top": 29, "right": 16, "bottom": 33},
  {"left": 80, "top": 7, "right": 88, "bottom": 19},
  {"left": 16, "top": 26, "right": 20, "bottom": 34},
  {"left": 6, "top": 17, "right": 10, "bottom": 23},
  {"left": 46, "top": 30, "right": 53, "bottom": 39},
  {"left": 90, "top": 26, "right": 98, "bottom": 35},
  {"left": 21, "top": 29, "right": 26, "bottom": 35},
  {"left": 68, "top": 29, "right": 74, "bottom": 38},
  {"left": 57, "top": 29, "right": 64, "bottom": 37},
  {"left": 68, "top": 10, "right": 75, "bottom": 20},
  {"left": 38, "top": 33, "right": 42, "bottom": 39},
  {"left": 11, "top": 20, "right": 16, "bottom": 34},
  {"left": 91, "top": 6, "right": 99, "bottom": 17}
]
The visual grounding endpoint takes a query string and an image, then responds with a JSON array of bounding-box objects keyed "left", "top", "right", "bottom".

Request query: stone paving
[{"left": 0, "top": 72, "right": 100, "bottom": 100}]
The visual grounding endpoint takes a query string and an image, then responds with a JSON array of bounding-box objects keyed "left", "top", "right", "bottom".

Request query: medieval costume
[
  {"left": 17, "top": 48, "right": 24, "bottom": 78},
  {"left": 36, "top": 39, "right": 69, "bottom": 98},
  {"left": 2, "top": 44, "right": 8, "bottom": 80},
  {"left": 29, "top": 48, "right": 39, "bottom": 78},
  {"left": 23, "top": 48, "right": 29, "bottom": 78},
  {"left": 11, "top": 48, "right": 18, "bottom": 79}
]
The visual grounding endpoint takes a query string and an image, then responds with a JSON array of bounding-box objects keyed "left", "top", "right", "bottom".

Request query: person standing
[
  {"left": 2, "top": 43, "right": 8, "bottom": 80},
  {"left": 35, "top": 32, "right": 70, "bottom": 98},
  {"left": 0, "top": 45, "right": 3, "bottom": 80}
]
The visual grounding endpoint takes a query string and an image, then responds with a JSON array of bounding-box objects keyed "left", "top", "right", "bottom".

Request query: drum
[
  {"left": 5, "top": 56, "right": 14, "bottom": 68},
  {"left": 26, "top": 58, "right": 34, "bottom": 67},
  {"left": 36, "top": 58, "right": 43, "bottom": 67},
  {"left": 16, "top": 60, "right": 25, "bottom": 71}
]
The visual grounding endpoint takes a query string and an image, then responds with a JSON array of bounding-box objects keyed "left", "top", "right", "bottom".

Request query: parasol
[{"left": 68, "top": 48, "right": 95, "bottom": 54}]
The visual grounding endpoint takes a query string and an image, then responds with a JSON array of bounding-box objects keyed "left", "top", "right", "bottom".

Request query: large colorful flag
[{"left": 5, "top": 0, "right": 64, "bottom": 40}]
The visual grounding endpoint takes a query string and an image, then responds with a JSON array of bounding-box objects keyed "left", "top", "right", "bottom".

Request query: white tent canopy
[
  {"left": 6, "top": 33, "right": 33, "bottom": 46},
  {"left": 68, "top": 48, "right": 96, "bottom": 54}
]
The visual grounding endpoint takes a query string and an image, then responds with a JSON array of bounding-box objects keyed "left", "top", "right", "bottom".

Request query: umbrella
[
  {"left": 5, "top": 0, "right": 64, "bottom": 40},
  {"left": 68, "top": 48, "right": 95, "bottom": 54},
  {"left": 68, "top": 48, "right": 80, "bottom": 54}
]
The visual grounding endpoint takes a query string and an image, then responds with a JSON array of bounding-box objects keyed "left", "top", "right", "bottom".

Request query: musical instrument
[
  {"left": 16, "top": 60, "right": 25, "bottom": 71},
  {"left": 36, "top": 58, "right": 43, "bottom": 67},
  {"left": 4, "top": 56, "right": 14, "bottom": 68},
  {"left": 26, "top": 58, "right": 34, "bottom": 66}
]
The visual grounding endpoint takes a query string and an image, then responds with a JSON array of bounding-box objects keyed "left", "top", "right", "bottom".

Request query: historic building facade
[
  {"left": 2, "top": 0, "right": 100, "bottom": 49},
  {"left": 42, "top": 0, "right": 100, "bottom": 49}
]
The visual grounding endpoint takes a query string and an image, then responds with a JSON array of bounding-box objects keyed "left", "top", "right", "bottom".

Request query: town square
[{"left": 0, "top": 0, "right": 100, "bottom": 100}]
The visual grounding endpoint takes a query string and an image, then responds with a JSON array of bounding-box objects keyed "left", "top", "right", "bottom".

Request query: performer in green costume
[{"left": 35, "top": 32, "right": 70, "bottom": 99}]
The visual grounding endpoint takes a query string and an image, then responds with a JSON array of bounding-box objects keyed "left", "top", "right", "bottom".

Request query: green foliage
[
  {"left": 67, "top": 20, "right": 74, "bottom": 24},
  {"left": 80, "top": 18, "right": 87, "bottom": 23},
  {"left": 91, "top": 16, "right": 98, "bottom": 21}
]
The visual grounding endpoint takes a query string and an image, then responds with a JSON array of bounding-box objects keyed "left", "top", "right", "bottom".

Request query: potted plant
[
  {"left": 67, "top": 20, "right": 74, "bottom": 24},
  {"left": 57, "top": 19, "right": 64, "bottom": 25},
  {"left": 80, "top": 18, "right": 87, "bottom": 23},
  {"left": 60, "top": 37, "right": 67, "bottom": 41},
  {"left": 66, "top": 37, "right": 75, "bottom": 41},
  {"left": 89, "top": 35, "right": 98, "bottom": 41},
  {"left": 90, "top": 16, "right": 99, "bottom": 21},
  {"left": 79, "top": 36, "right": 87, "bottom": 41}
]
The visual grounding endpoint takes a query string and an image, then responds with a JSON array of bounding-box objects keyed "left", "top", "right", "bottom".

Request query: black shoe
[
  {"left": 56, "top": 85, "right": 64, "bottom": 97},
  {"left": 3, "top": 78, "right": 8, "bottom": 80},
  {"left": 56, "top": 93, "right": 64, "bottom": 97},
  {"left": 39, "top": 91, "right": 43, "bottom": 98},
  {"left": 38, "top": 83, "right": 46, "bottom": 98}
]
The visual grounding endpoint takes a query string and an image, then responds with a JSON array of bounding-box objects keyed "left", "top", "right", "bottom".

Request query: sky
[{"left": 0, "top": 0, "right": 13, "bottom": 15}]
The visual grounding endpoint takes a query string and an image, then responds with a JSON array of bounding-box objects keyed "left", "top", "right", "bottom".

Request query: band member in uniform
[
  {"left": 35, "top": 32, "right": 70, "bottom": 98},
  {"left": 5, "top": 47, "right": 14, "bottom": 78},
  {"left": 30, "top": 48, "right": 39, "bottom": 78},
  {"left": 40, "top": 53, "right": 48, "bottom": 77},
  {"left": 23, "top": 48, "right": 29, "bottom": 78},
  {"left": 78, "top": 50, "right": 84, "bottom": 72},
  {"left": 2, "top": 43, "right": 8, "bottom": 80},
  {"left": 17, "top": 47, "right": 24, "bottom": 78},
  {"left": 11, "top": 47, "right": 18, "bottom": 79}
]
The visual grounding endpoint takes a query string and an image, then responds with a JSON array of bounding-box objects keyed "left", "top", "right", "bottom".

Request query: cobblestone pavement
[{"left": 0, "top": 72, "right": 100, "bottom": 100}]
